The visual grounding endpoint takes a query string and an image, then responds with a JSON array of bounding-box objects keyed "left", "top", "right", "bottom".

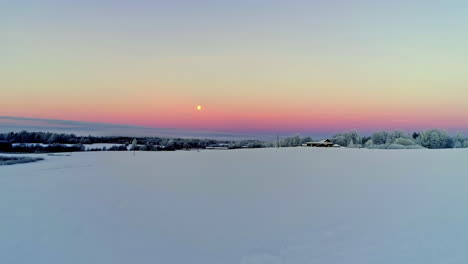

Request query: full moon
[{"left": 196, "top": 105, "right": 202, "bottom": 111}]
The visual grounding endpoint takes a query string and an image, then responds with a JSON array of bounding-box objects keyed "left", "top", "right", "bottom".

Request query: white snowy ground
[{"left": 1, "top": 148, "right": 468, "bottom": 264}]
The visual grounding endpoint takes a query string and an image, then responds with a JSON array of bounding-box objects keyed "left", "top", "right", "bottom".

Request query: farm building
[{"left": 302, "top": 139, "right": 338, "bottom": 147}]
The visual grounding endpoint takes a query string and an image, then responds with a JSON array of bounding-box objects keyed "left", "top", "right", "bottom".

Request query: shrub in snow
[
  {"left": 386, "top": 144, "right": 423, "bottom": 149},
  {"left": 361, "top": 136, "right": 372, "bottom": 146},
  {"left": 364, "top": 139, "right": 374, "bottom": 148},
  {"left": 368, "top": 144, "right": 388, "bottom": 149},
  {"left": 139, "top": 145, "right": 148, "bottom": 151},
  {"left": 393, "top": 137, "right": 417, "bottom": 146},
  {"left": 387, "top": 144, "right": 406, "bottom": 149}
]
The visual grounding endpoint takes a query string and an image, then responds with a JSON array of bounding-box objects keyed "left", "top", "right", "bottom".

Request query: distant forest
[
  {"left": 1, "top": 129, "right": 467, "bottom": 153},
  {"left": 0, "top": 131, "right": 267, "bottom": 153}
]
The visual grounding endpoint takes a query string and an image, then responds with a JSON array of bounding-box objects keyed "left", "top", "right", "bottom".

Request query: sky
[{"left": 2, "top": 0, "right": 468, "bottom": 135}]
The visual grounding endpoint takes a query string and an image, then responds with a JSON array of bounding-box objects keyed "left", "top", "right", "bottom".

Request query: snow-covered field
[{"left": 1, "top": 148, "right": 468, "bottom": 264}]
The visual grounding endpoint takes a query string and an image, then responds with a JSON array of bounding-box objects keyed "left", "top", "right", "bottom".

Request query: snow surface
[{"left": 1, "top": 148, "right": 468, "bottom": 264}]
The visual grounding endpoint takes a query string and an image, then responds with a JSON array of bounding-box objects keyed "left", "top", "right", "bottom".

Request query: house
[{"left": 302, "top": 139, "right": 335, "bottom": 147}]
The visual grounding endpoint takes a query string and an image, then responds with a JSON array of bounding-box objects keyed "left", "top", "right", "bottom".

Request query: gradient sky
[{"left": 2, "top": 0, "right": 468, "bottom": 134}]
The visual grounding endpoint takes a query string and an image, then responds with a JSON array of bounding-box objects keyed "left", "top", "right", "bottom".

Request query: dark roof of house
[{"left": 306, "top": 139, "right": 333, "bottom": 144}]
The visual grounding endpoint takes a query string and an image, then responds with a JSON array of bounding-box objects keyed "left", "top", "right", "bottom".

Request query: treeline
[
  {"left": 332, "top": 129, "right": 468, "bottom": 149},
  {"left": 279, "top": 135, "right": 314, "bottom": 147},
  {"left": 0, "top": 131, "right": 269, "bottom": 153},
  {"left": 126, "top": 139, "right": 267, "bottom": 151},
  {"left": 0, "top": 131, "right": 158, "bottom": 145},
  {"left": 0, "top": 142, "right": 85, "bottom": 153},
  {"left": 279, "top": 129, "right": 468, "bottom": 149},
  {"left": 3, "top": 129, "right": 465, "bottom": 153}
]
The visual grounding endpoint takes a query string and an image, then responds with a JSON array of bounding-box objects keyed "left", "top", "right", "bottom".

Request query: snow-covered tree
[
  {"left": 386, "top": 130, "right": 411, "bottom": 144},
  {"left": 454, "top": 141, "right": 463, "bottom": 148},
  {"left": 332, "top": 131, "right": 361, "bottom": 147},
  {"left": 452, "top": 133, "right": 466, "bottom": 148},
  {"left": 371, "top": 131, "right": 389, "bottom": 145},
  {"left": 281, "top": 135, "right": 302, "bottom": 147},
  {"left": 131, "top": 138, "right": 138, "bottom": 155},
  {"left": 417, "top": 129, "right": 453, "bottom": 149},
  {"left": 332, "top": 135, "right": 348, "bottom": 147},
  {"left": 364, "top": 139, "right": 374, "bottom": 148}
]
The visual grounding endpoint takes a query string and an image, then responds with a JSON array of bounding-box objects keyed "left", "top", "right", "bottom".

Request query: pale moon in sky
[{"left": 196, "top": 105, "right": 202, "bottom": 111}]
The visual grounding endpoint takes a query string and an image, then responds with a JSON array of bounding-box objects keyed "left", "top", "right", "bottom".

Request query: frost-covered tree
[
  {"left": 332, "top": 131, "right": 361, "bottom": 147},
  {"left": 371, "top": 131, "right": 388, "bottom": 145},
  {"left": 131, "top": 138, "right": 138, "bottom": 155},
  {"left": 386, "top": 130, "right": 411, "bottom": 144},
  {"left": 361, "top": 136, "right": 371, "bottom": 145},
  {"left": 47, "top": 134, "right": 58, "bottom": 144},
  {"left": 417, "top": 129, "right": 453, "bottom": 149},
  {"left": 281, "top": 135, "right": 302, "bottom": 147},
  {"left": 452, "top": 133, "right": 466, "bottom": 148},
  {"left": 301, "top": 136, "right": 313, "bottom": 144},
  {"left": 364, "top": 139, "right": 374, "bottom": 148},
  {"left": 332, "top": 135, "right": 347, "bottom": 147}
]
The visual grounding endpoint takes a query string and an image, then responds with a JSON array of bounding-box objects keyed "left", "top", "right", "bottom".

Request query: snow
[{"left": 1, "top": 148, "right": 468, "bottom": 264}]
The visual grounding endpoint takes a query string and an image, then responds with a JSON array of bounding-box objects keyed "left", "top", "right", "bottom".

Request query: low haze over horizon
[{"left": 3, "top": 1, "right": 468, "bottom": 134}]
